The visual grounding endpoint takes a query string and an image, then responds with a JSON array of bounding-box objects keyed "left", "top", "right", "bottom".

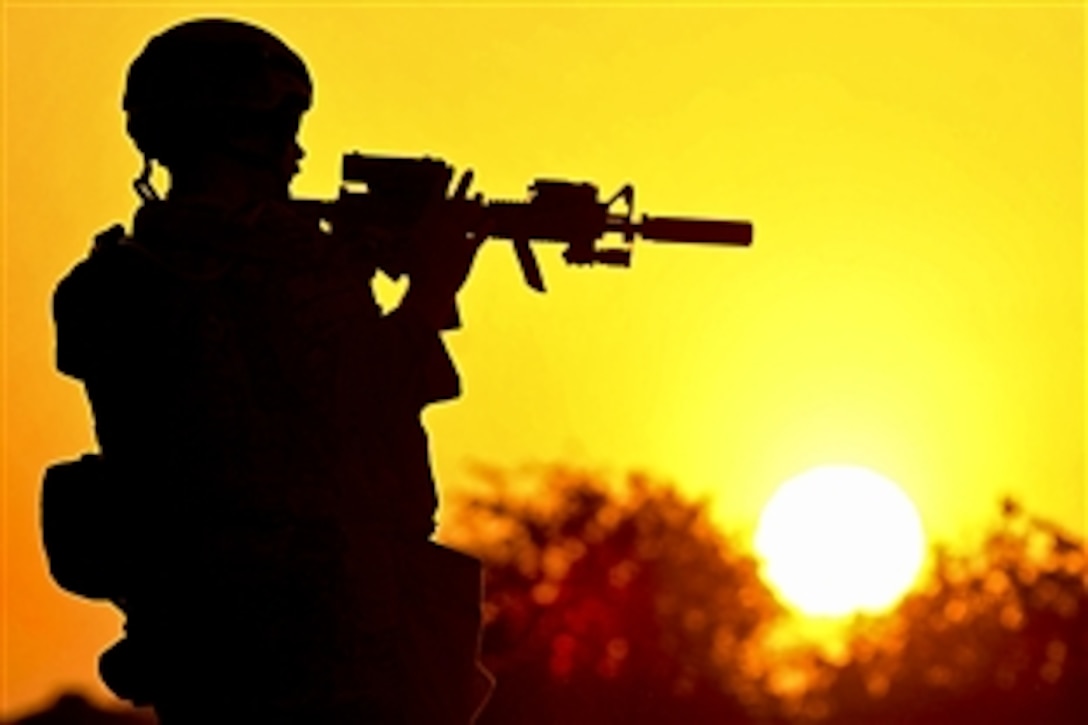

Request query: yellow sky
[{"left": 2, "top": 1, "right": 1083, "bottom": 716}]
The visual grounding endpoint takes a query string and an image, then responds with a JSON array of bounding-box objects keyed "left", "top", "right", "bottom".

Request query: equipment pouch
[{"left": 41, "top": 454, "right": 126, "bottom": 600}]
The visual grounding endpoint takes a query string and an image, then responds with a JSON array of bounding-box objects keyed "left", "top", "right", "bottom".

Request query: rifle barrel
[{"left": 637, "top": 215, "right": 753, "bottom": 246}]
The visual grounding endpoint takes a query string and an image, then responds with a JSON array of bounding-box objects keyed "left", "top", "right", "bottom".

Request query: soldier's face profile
[
  {"left": 269, "top": 110, "right": 306, "bottom": 194},
  {"left": 284, "top": 131, "right": 304, "bottom": 183},
  {"left": 224, "top": 109, "right": 306, "bottom": 199}
]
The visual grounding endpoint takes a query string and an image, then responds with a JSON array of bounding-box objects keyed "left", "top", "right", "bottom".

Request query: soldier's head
[{"left": 124, "top": 18, "right": 312, "bottom": 201}]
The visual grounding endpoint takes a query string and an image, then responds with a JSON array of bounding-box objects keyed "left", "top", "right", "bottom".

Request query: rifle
[{"left": 295, "top": 152, "right": 753, "bottom": 293}]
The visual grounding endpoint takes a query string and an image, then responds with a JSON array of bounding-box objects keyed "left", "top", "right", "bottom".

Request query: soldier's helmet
[{"left": 124, "top": 18, "right": 312, "bottom": 166}]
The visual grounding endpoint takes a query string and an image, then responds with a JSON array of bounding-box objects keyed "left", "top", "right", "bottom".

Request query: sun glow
[{"left": 754, "top": 466, "right": 926, "bottom": 618}]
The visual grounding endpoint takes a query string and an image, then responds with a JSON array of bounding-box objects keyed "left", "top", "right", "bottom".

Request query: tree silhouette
[
  {"left": 4, "top": 693, "right": 155, "bottom": 725},
  {"left": 766, "top": 498, "right": 1087, "bottom": 725},
  {"left": 444, "top": 465, "right": 785, "bottom": 724},
  {"left": 447, "top": 467, "right": 1086, "bottom": 725}
]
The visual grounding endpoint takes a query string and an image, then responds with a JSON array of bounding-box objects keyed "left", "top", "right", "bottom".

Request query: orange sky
[{"left": 1, "top": 2, "right": 1083, "bottom": 716}]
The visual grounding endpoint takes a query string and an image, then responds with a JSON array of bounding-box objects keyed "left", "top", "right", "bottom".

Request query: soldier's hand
[{"left": 400, "top": 171, "right": 489, "bottom": 329}]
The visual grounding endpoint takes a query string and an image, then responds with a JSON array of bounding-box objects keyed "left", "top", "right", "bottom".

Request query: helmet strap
[{"left": 133, "top": 156, "right": 161, "bottom": 203}]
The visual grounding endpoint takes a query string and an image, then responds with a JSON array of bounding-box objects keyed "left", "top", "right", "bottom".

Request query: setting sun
[{"left": 754, "top": 466, "right": 926, "bottom": 618}]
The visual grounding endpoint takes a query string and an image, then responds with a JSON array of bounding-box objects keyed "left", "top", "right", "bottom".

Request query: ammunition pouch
[{"left": 41, "top": 454, "right": 128, "bottom": 600}]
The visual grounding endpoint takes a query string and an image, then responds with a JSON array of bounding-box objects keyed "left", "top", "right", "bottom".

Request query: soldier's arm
[
  {"left": 396, "top": 190, "right": 487, "bottom": 331},
  {"left": 381, "top": 194, "right": 486, "bottom": 405}
]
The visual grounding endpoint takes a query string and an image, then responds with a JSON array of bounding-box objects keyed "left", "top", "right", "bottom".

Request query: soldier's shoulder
[{"left": 54, "top": 223, "right": 153, "bottom": 313}]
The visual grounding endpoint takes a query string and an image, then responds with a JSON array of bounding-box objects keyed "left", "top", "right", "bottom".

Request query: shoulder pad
[{"left": 92, "top": 224, "right": 128, "bottom": 254}]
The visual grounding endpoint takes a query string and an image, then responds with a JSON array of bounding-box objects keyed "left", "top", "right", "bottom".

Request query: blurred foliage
[
  {"left": 447, "top": 466, "right": 1086, "bottom": 725},
  {"left": 773, "top": 496, "right": 1087, "bottom": 725},
  {"left": 444, "top": 464, "right": 786, "bottom": 724},
  {"left": 3, "top": 693, "right": 155, "bottom": 725},
  {"left": 10, "top": 470, "right": 1085, "bottom": 724}
]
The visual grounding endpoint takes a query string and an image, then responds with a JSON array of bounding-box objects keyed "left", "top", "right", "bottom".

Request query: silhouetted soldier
[{"left": 48, "top": 18, "right": 490, "bottom": 724}]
